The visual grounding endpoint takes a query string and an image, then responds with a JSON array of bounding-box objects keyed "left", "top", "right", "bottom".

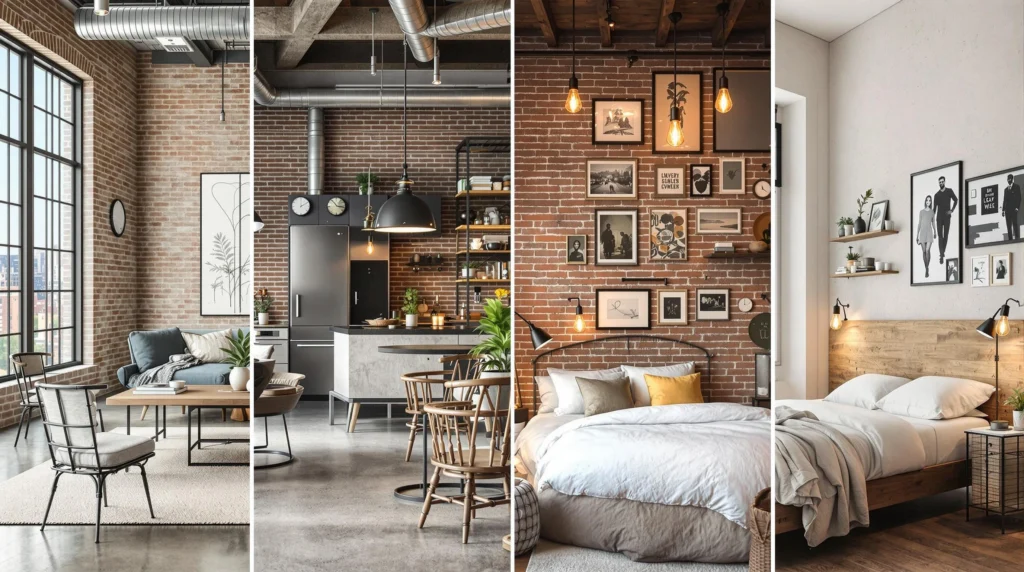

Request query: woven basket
[{"left": 748, "top": 487, "right": 771, "bottom": 572}]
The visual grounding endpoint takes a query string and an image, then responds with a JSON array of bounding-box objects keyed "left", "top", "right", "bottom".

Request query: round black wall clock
[
  {"left": 109, "top": 199, "right": 126, "bottom": 237},
  {"left": 748, "top": 312, "right": 771, "bottom": 350}
]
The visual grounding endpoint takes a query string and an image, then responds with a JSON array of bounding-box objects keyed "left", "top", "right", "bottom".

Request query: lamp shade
[
  {"left": 253, "top": 210, "right": 264, "bottom": 232},
  {"left": 977, "top": 317, "right": 996, "bottom": 339},
  {"left": 516, "top": 311, "right": 552, "bottom": 350},
  {"left": 373, "top": 183, "right": 436, "bottom": 234}
]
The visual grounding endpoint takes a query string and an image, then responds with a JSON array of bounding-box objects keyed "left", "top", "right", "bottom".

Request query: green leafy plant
[
  {"left": 461, "top": 262, "right": 481, "bottom": 270},
  {"left": 1005, "top": 386, "right": 1024, "bottom": 412},
  {"left": 846, "top": 251, "right": 861, "bottom": 261},
  {"left": 402, "top": 288, "right": 420, "bottom": 315},
  {"left": 356, "top": 172, "right": 379, "bottom": 189},
  {"left": 224, "top": 329, "right": 250, "bottom": 368},
  {"left": 471, "top": 289, "right": 511, "bottom": 372},
  {"left": 836, "top": 216, "right": 854, "bottom": 227},
  {"left": 254, "top": 288, "right": 273, "bottom": 314},
  {"left": 856, "top": 189, "right": 874, "bottom": 217}
]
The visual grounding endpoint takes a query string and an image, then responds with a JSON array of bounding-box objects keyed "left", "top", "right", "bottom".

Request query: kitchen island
[{"left": 329, "top": 325, "right": 485, "bottom": 431}]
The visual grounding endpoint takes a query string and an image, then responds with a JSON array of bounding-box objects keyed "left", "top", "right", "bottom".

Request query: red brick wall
[
  {"left": 254, "top": 107, "right": 510, "bottom": 325},
  {"left": 514, "top": 34, "right": 770, "bottom": 411},
  {"left": 135, "top": 53, "right": 250, "bottom": 329}
]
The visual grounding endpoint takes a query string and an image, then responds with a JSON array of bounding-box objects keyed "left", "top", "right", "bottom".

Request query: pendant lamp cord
[
  {"left": 672, "top": 17, "right": 677, "bottom": 88},
  {"left": 721, "top": 4, "right": 728, "bottom": 70},
  {"left": 571, "top": 0, "right": 576, "bottom": 78},
  {"left": 403, "top": 34, "right": 408, "bottom": 176},
  {"left": 220, "top": 41, "right": 226, "bottom": 122}
]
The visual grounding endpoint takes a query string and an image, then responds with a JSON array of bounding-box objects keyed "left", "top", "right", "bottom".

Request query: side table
[{"left": 965, "top": 427, "right": 1023, "bottom": 533}]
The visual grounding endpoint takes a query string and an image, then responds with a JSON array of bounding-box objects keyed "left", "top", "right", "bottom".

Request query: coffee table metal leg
[
  {"left": 197, "top": 407, "right": 202, "bottom": 450},
  {"left": 126, "top": 406, "right": 130, "bottom": 435},
  {"left": 154, "top": 405, "right": 159, "bottom": 442},
  {"left": 187, "top": 406, "right": 192, "bottom": 466}
]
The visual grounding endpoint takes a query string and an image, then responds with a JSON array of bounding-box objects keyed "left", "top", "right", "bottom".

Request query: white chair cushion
[{"left": 55, "top": 432, "right": 155, "bottom": 469}]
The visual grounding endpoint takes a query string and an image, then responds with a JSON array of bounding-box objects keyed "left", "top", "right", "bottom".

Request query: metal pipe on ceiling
[
  {"left": 388, "top": 0, "right": 511, "bottom": 62},
  {"left": 74, "top": 6, "right": 250, "bottom": 42},
  {"left": 307, "top": 107, "right": 324, "bottom": 195}
]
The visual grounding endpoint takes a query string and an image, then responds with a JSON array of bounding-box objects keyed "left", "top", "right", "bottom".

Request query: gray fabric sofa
[{"left": 116, "top": 327, "right": 249, "bottom": 388}]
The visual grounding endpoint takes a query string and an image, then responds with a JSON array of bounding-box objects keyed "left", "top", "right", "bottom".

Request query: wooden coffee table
[{"left": 106, "top": 385, "right": 250, "bottom": 466}]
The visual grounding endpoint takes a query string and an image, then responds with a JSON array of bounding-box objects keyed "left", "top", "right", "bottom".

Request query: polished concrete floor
[
  {"left": 254, "top": 400, "right": 510, "bottom": 572},
  {"left": 0, "top": 398, "right": 250, "bottom": 572}
]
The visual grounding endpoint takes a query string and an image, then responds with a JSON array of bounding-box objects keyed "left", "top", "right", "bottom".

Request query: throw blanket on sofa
[
  {"left": 534, "top": 402, "right": 770, "bottom": 528},
  {"left": 129, "top": 353, "right": 201, "bottom": 388}
]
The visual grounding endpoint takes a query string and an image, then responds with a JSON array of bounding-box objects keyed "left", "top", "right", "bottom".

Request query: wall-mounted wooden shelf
[
  {"left": 455, "top": 190, "right": 511, "bottom": 198},
  {"left": 451, "top": 278, "right": 510, "bottom": 284},
  {"left": 830, "top": 230, "right": 899, "bottom": 243},
  {"left": 456, "top": 250, "right": 511, "bottom": 256},
  {"left": 832, "top": 270, "right": 899, "bottom": 278},
  {"left": 455, "top": 224, "right": 511, "bottom": 232},
  {"left": 704, "top": 251, "right": 771, "bottom": 260}
]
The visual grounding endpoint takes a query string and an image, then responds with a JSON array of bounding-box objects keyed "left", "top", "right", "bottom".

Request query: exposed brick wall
[
  {"left": 514, "top": 33, "right": 770, "bottom": 412},
  {"left": 254, "top": 107, "right": 510, "bottom": 325},
  {"left": 135, "top": 53, "right": 250, "bottom": 329}
]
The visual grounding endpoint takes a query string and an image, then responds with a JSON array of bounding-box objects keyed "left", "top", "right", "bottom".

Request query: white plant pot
[
  {"left": 229, "top": 367, "right": 250, "bottom": 392},
  {"left": 1014, "top": 410, "right": 1024, "bottom": 431},
  {"left": 406, "top": 314, "right": 418, "bottom": 328},
  {"left": 844, "top": 224, "right": 854, "bottom": 236},
  {"left": 258, "top": 312, "right": 269, "bottom": 325}
]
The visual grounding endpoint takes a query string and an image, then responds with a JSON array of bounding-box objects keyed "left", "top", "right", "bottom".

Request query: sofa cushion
[
  {"left": 181, "top": 329, "right": 232, "bottom": 363},
  {"left": 55, "top": 432, "right": 155, "bottom": 469},
  {"left": 129, "top": 328, "right": 187, "bottom": 373},
  {"left": 171, "top": 363, "right": 232, "bottom": 385}
]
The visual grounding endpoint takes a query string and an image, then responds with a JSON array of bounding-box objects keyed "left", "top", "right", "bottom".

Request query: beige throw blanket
[{"left": 774, "top": 406, "right": 870, "bottom": 546}]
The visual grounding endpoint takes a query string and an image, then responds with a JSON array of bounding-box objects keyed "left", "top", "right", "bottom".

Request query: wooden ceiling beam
[
  {"left": 653, "top": 0, "right": 675, "bottom": 47},
  {"left": 596, "top": 0, "right": 612, "bottom": 47},
  {"left": 529, "top": 0, "right": 558, "bottom": 47},
  {"left": 712, "top": 0, "right": 747, "bottom": 47}
]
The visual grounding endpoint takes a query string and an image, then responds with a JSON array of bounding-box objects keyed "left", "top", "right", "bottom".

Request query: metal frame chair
[
  {"left": 11, "top": 352, "right": 104, "bottom": 447},
  {"left": 35, "top": 383, "right": 155, "bottom": 543},
  {"left": 401, "top": 354, "right": 483, "bottom": 463}
]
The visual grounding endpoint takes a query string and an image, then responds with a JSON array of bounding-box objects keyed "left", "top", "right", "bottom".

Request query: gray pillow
[
  {"left": 129, "top": 328, "right": 187, "bottom": 373},
  {"left": 575, "top": 376, "right": 634, "bottom": 417}
]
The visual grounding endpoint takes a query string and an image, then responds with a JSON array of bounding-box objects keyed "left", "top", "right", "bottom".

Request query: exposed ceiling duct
[
  {"left": 388, "top": 0, "right": 511, "bottom": 62},
  {"left": 253, "top": 69, "right": 509, "bottom": 108},
  {"left": 307, "top": 108, "right": 324, "bottom": 196},
  {"left": 74, "top": 6, "right": 250, "bottom": 43}
]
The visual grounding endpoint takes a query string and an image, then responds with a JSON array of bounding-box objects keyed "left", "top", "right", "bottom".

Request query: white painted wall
[
  {"left": 775, "top": 23, "right": 831, "bottom": 399},
  {"left": 829, "top": 0, "right": 1024, "bottom": 320}
]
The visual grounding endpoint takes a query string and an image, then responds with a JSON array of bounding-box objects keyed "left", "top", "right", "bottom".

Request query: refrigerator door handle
[
  {"left": 294, "top": 294, "right": 300, "bottom": 318},
  {"left": 295, "top": 343, "right": 334, "bottom": 348},
  {"left": 354, "top": 291, "right": 358, "bottom": 305}
]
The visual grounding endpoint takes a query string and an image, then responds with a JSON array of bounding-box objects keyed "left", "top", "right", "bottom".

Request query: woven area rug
[
  {"left": 0, "top": 427, "right": 249, "bottom": 525},
  {"left": 526, "top": 541, "right": 747, "bottom": 572}
]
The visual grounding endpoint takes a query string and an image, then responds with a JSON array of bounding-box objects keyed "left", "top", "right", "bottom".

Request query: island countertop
[{"left": 331, "top": 324, "right": 480, "bottom": 336}]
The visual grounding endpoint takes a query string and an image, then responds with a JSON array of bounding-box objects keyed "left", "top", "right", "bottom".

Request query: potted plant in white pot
[
  {"left": 837, "top": 216, "right": 853, "bottom": 238},
  {"left": 356, "top": 171, "right": 378, "bottom": 195},
  {"left": 403, "top": 288, "right": 420, "bottom": 328},
  {"left": 225, "top": 329, "right": 251, "bottom": 391},
  {"left": 254, "top": 288, "right": 273, "bottom": 326},
  {"left": 470, "top": 288, "right": 511, "bottom": 378},
  {"left": 1005, "top": 385, "right": 1024, "bottom": 431},
  {"left": 461, "top": 262, "right": 479, "bottom": 278}
]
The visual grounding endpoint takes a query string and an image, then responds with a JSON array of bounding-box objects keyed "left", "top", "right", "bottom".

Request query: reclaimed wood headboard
[{"left": 829, "top": 320, "right": 1023, "bottom": 421}]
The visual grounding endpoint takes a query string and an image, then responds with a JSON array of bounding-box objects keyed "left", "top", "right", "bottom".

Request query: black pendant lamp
[
  {"left": 253, "top": 211, "right": 264, "bottom": 232},
  {"left": 564, "top": 0, "right": 582, "bottom": 113},
  {"left": 715, "top": 2, "right": 734, "bottom": 114},
  {"left": 666, "top": 12, "right": 684, "bottom": 147},
  {"left": 374, "top": 35, "right": 437, "bottom": 234},
  {"left": 515, "top": 311, "right": 553, "bottom": 350}
]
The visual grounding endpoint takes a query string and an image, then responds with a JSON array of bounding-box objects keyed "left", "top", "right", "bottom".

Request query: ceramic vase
[
  {"left": 229, "top": 367, "right": 250, "bottom": 391},
  {"left": 406, "top": 314, "right": 418, "bottom": 328},
  {"left": 258, "top": 312, "right": 269, "bottom": 325},
  {"left": 854, "top": 216, "right": 867, "bottom": 234},
  {"left": 1014, "top": 410, "right": 1024, "bottom": 431}
]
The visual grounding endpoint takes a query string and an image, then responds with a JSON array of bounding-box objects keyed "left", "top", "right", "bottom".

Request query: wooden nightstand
[{"left": 965, "top": 427, "right": 1023, "bottom": 533}]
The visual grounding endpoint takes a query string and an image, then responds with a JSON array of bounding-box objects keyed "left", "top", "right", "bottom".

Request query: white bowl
[{"left": 169, "top": 381, "right": 186, "bottom": 390}]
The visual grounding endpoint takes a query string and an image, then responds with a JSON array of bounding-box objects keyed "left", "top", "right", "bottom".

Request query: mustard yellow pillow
[{"left": 644, "top": 372, "right": 703, "bottom": 406}]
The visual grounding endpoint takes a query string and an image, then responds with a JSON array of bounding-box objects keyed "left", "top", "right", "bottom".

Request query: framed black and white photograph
[
  {"left": 566, "top": 235, "right": 587, "bottom": 265},
  {"left": 696, "top": 288, "right": 729, "bottom": 321},
  {"left": 587, "top": 159, "right": 638, "bottom": 199},
  {"left": 992, "top": 253, "right": 1012, "bottom": 286},
  {"left": 719, "top": 158, "right": 745, "bottom": 194},
  {"left": 657, "top": 290, "right": 687, "bottom": 325},
  {"left": 201, "top": 172, "right": 251, "bottom": 316},
  {"left": 911, "top": 161, "right": 962, "bottom": 286},
  {"left": 690, "top": 164, "right": 712, "bottom": 197},
  {"left": 971, "top": 255, "right": 989, "bottom": 288},
  {"left": 656, "top": 167, "right": 686, "bottom": 196},
  {"left": 596, "top": 289, "right": 651, "bottom": 330},
  {"left": 965, "top": 165, "right": 1024, "bottom": 249},
  {"left": 652, "top": 71, "right": 703, "bottom": 154},
  {"left": 650, "top": 209, "right": 687, "bottom": 261},
  {"left": 868, "top": 200, "right": 889, "bottom": 232},
  {"left": 592, "top": 99, "right": 643, "bottom": 144},
  {"left": 696, "top": 208, "right": 742, "bottom": 234},
  {"left": 595, "top": 209, "right": 639, "bottom": 266}
]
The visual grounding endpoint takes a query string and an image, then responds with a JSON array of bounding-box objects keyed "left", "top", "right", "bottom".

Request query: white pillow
[
  {"left": 621, "top": 363, "right": 696, "bottom": 406},
  {"left": 549, "top": 367, "right": 623, "bottom": 416},
  {"left": 181, "top": 329, "right": 232, "bottom": 364},
  {"left": 876, "top": 376, "right": 995, "bottom": 420},
  {"left": 536, "top": 376, "right": 557, "bottom": 414},
  {"left": 823, "top": 374, "right": 911, "bottom": 410},
  {"left": 252, "top": 343, "right": 275, "bottom": 361}
]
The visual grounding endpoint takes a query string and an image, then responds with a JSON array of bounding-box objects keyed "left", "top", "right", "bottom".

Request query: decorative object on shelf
[
  {"left": 829, "top": 298, "right": 850, "bottom": 331},
  {"left": 853, "top": 189, "right": 874, "bottom": 234},
  {"left": 291, "top": 195, "right": 311, "bottom": 216},
  {"left": 657, "top": 290, "right": 687, "bottom": 325},
  {"left": 836, "top": 216, "right": 853, "bottom": 237},
  {"left": 471, "top": 237, "right": 484, "bottom": 250},
  {"left": 884, "top": 220, "right": 895, "bottom": 231},
  {"left": 587, "top": 159, "right": 637, "bottom": 199},
  {"left": 201, "top": 173, "right": 251, "bottom": 317},
  {"left": 254, "top": 289, "right": 273, "bottom": 326},
  {"left": 690, "top": 164, "right": 712, "bottom": 197},
  {"left": 976, "top": 297, "right": 1023, "bottom": 429},
  {"left": 656, "top": 167, "right": 686, "bottom": 195},
  {"left": 965, "top": 165, "right": 1023, "bottom": 248},
  {"left": 752, "top": 212, "right": 770, "bottom": 244},
  {"left": 696, "top": 208, "right": 742, "bottom": 235},
  {"left": 867, "top": 199, "right": 888, "bottom": 232},
  {"left": 748, "top": 241, "right": 768, "bottom": 254},
  {"left": 109, "top": 199, "right": 126, "bottom": 237},
  {"left": 991, "top": 253, "right": 1011, "bottom": 286},
  {"left": 568, "top": 296, "right": 585, "bottom": 332},
  {"left": 596, "top": 289, "right": 651, "bottom": 330},
  {"left": 911, "top": 161, "right": 962, "bottom": 286},
  {"left": 225, "top": 329, "right": 251, "bottom": 391},
  {"left": 356, "top": 170, "right": 378, "bottom": 195},
  {"left": 719, "top": 158, "right": 745, "bottom": 194},
  {"left": 649, "top": 209, "right": 687, "bottom": 261},
  {"left": 664, "top": 11, "right": 685, "bottom": 148},
  {"left": 592, "top": 99, "right": 643, "bottom": 144},
  {"left": 1005, "top": 386, "right": 1024, "bottom": 431},
  {"left": 696, "top": 288, "right": 730, "bottom": 321},
  {"left": 652, "top": 71, "right": 702, "bottom": 154},
  {"left": 564, "top": 0, "right": 582, "bottom": 113},
  {"left": 566, "top": 235, "right": 586, "bottom": 264},
  {"left": 749, "top": 312, "right": 770, "bottom": 349},
  {"left": 971, "top": 255, "right": 990, "bottom": 288},
  {"left": 738, "top": 297, "right": 753, "bottom": 312},
  {"left": 753, "top": 179, "right": 771, "bottom": 200},
  {"left": 470, "top": 289, "right": 511, "bottom": 373},
  {"left": 326, "top": 197, "right": 347, "bottom": 216},
  {"left": 846, "top": 247, "right": 860, "bottom": 270},
  {"left": 402, "top": 288, "right": 420, "bottom": 328},
  {"left": 595, "top": 209, "right": 639, "bottom": 265},
  {"left": 714, "top": 2, "right": 733, "bottom": 115}
]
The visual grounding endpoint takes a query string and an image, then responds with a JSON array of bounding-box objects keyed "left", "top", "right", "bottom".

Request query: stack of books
[
  {"left": 459, "top": 176, "right": 500, "bottom": 192},
  {"left": 133, "top": 383, "right": 186, "bottom": 395},
  {"left": 713, "top": 242, "right": 736, "bottom": 253}
]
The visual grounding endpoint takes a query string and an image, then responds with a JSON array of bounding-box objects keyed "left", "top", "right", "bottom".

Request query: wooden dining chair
[
  {"left": 400, "top": 354, "right": 483, "bottom": 463},
  {"left": 417, "top": 376, "right": 512, "bottom": 543}
]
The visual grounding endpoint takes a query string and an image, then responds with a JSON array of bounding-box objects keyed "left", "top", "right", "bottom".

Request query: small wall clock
[
  {"left": 753, "top": 179, "right": 771, "bottom": 200},
  {"left": 738, "top": 298, "right": 753, "bottom": 312},
  {"left": 109, "top": 199, "right": 126, "bottom": 237},
  {"left": 291, "top": 196, "right": 311, "bottom": 216},
  {"left": 327, "top": 197, "right": 347, "bottom": 216}
]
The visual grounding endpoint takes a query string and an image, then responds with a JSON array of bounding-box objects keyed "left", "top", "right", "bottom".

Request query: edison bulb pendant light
[
  {"left": 366, "top": 234, "right": 374, "bottom": 255},
  {"left": 574, "top": 313, "right": 585, "bottom": 333},
  {"left": 666, "top": 106, "right": 684, "bottom": 147},
  {"left": 996, "top": 313, "right": 1011, "bottom": 336},
  {"left": 715, "top": 75, "right": 734, "bottom": 114},
  {"left": 565, "top": 76, "right": 582, "bottom": 114},
  {"left": 830, "top": 311, "right": 843, "bottom": 331}
]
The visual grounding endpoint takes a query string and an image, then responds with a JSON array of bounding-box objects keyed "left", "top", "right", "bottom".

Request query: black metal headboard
[{"left": 529, "top": 335, "right": 714, "bottom": 409}]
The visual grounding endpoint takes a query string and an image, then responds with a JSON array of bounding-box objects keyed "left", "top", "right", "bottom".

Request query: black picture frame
[
  {"left": 566, "top": 234, "right": 587, "bottom": 265},
  {"left": 591, "top": 99, "right": 644, "bottom": 145},
  {"left": 712, "top": 68, "right": 771, "bottom": 152},
  {"left": 690, "top": 164, "right": 713, "bottom": 197},
  {"left": 594, "top": 208, "right": 639, "bottom": 266},
  {"left": 651, "top": 71, "right": 704, "bottom": 155},
  {"left": 595, "top": 288, "right": 652, "bottom": 330},
  {"left": 910, "top": 161, "right": 963, "bottom": 287},
  {"left": 964, "top": 164, "right": 1024, "bottom": 249},
  {"left": 867, "top": 199, "right": 889, "bottom": 232}
]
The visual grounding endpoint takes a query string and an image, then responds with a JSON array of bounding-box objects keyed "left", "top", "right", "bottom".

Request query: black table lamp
[
  {"left": 977, "top": 298, "right": 1021, "bottom": 430},
  {"left": 513, "top": 312, "right": 552, "bottom": 409}
]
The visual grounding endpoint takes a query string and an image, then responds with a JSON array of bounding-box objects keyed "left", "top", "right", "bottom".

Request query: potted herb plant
[
  {"left": 254, "top": 289, "right": 273, "bottom": 326},
  {"left": 846, "top": 248, "right": 861, "bottom": 271},
  {"left": 470, "top": 289, "right": 511, "bottom": 376},
  {"left": 854, "top": 189, "right": 873, "bottom": 234},
  {"left": 224, "top": 329, "right": 251, "bottom": 391},
  {"left": 837, "top": 216, "right": 854, "bottom": 237},
  {"left": 356, "top": 172, "right": 379, "bottom": 195},
  {"left": 461, "top": 262, "right": 480, "bottom": 278},
  {"left": 1005, "top": 385, "right": 1024, "bottom": 430},
  {"left": 402, "top": 288, "right": 420, "bottom": 328}
]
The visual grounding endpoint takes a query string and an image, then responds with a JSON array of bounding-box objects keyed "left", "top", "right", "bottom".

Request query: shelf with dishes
[{"left": 830, "top": 229, "right": 899, "bottom": 243}]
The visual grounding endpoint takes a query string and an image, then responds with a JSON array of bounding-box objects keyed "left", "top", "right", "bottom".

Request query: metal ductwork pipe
[
  {"left": 307, "top": 108, "right": 324, "bottom": 195},
  {"left": 253, "top": 70, "right": 509, "bottom": 108},
  {"left": 389, "top": 0, "right": 511, "bottom": 62},
  {"left": 387, "top": 0, "right": 433, "bottom": 62},
  {"left": 74, "top": 6, "right": 250, "bottom": 41}
]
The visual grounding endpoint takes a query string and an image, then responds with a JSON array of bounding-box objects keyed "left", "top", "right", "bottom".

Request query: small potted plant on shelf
[
  {"left": 356, "top": 171, "right": 379, "bottom": 195},
  {"left": 402, "top": 288, "right": 420, "bottom": 328},
  {"left": 854, "top": 189, "right": 873, "bottom": 234},
  {"left": 1005, "top": 385, "right": 1024, "bottom": 431},
  {"left": 254, "top": 288, "right": 273, "bottom": 326},
  {"left": 225, "top": 329, "right": 251, "bottom": 391},
  {"left": 461, "top": 262, "right": 480, "bottom": 278},
  {"left": 837, "top": 216, "right": 854, "bottom": 237},
  {"left": 846, "top": 247, "right": 861, "bottom": 271},
  {"left": 471, "top": 289, "right": 511, "bottom": 377}
]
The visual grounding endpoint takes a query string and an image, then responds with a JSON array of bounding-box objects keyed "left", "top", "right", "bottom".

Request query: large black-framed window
[{"left": 0, "top": 32, "right": 82, "bottom": 378}]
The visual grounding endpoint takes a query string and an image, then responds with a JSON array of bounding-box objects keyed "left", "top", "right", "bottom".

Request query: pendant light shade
[
  {"left": 666, "top": 12, "right": 684, "bottom": 147},
  {"left": 253, "top": 210, "right": 264, "bottom": 232},
  {"left": 515, "top": 312, "right": 553, "bottom": 350},
  {"left": 715, "top": 1, "right": 734, "bottom": 114},
  {"left": 569, "top": 297, "right": 585, "bottom": 333},
  {"left": 830, "top": 298, "right": 849, "bottom": 331},
  {"left": 564, "top": 0, "right": 582, "bottom": 113}
]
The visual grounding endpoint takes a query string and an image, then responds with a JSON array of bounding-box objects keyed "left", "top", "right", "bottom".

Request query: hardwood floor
[
  {"left": 777, "top": 490, "right": 1023, "bottom": 571},
  {"left": 514, "top": 553, "right": 530, "bottom": 572}
]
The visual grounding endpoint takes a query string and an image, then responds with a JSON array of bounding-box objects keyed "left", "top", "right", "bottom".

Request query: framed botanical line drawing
[
  {"left": 656, "top": 167, "right": 686, "bottom": 196},
  {"left": 592, "top": 99, "right": 643, "bottom": 144},
  {"left": 690, "top": 164, "right": 712, "bottom": 197},
  {"left": 596, "top": 289, "right": 651, "bottom": 330},
  {"left": 595, "top": 209, "right": 639, "bottom": 265},
  {"left": 971, "top": 255, "right": 989, "bottom": 287},
  {"left": 650, "top": 209, "right": 687, "bottom": 261},
  {"left": 719, "top": 158, "right": 745, "bottom": 194},
  {"left": 868, "top": 200, "right": 889, "bottom": 232},
  {"left": 696, "top": 208, "right": 741, "bottom": 234},
  {"left": 651, "top": 71, "right": 703, "bottom": 154},
  {"left": 910, "top": 161, "right": 962, "bottom": 286},
  {"left": 566, "top": 235, "right": 587, "bottom": 265},
  {"left": 201, "top": 173, "right": 251, "bottom": 316},
  {"left": 587, "top": 159, "right": 638, "bottom": 199},
  {"left": 696, "top": 288, "right": 729, "bottom": 320},
  {"left": 657, "top": 290, "right": 687, "bottom": 325},
  {"left": 991, "top": 253, "right": 1012, "bottom": 286},
  {"left": 965, "top": 165, "right": 1024, "bottom": 249}
]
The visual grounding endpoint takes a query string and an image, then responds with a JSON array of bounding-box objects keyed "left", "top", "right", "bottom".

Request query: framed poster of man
[
  {"left": 965, "top": 165, "right": 1024, "bottom": 249},
  {"left": 594, "top": 209, "right": 639, "bottom": 266},
  {"left": 910, "top": 161, "right": 962, "bottom": 286}
]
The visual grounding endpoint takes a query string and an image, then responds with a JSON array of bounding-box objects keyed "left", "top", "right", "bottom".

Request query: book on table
[{"left": 133, "top": 384, "right": 186, "bottom": 395}]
